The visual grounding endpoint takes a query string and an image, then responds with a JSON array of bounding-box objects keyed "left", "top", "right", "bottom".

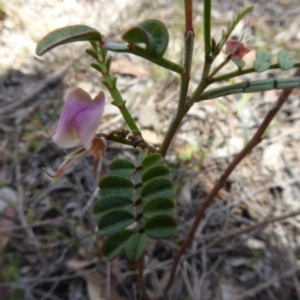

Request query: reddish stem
[
  {"left": 163, "top": 67, "right": 300, "bottom": 296},
  {"left": 184, "top": 0, "right": 194, "bottom": 35},
  {"left": 138, "top": 254, "right": 150, "bottom": 300}
]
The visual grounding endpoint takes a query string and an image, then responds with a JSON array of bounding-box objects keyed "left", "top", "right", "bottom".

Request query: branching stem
[{"left": 163, "top": 67, "right": 300, "bottom": 296}]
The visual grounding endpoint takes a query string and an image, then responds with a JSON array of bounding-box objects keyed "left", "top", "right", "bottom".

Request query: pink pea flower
[
  {"left": 48, "top": 87, "right": 106, "bottom": 179},
  {"left": 225, "top": 39, "right": 251, "bottom": 60}
]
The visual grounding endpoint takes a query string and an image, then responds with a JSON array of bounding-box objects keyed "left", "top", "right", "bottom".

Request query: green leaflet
[
  {"left": 278, "top": 50, "right": 294, "bottom": 70},
  {"left": 141, "top": 177, "right": 175, "bottom": 203},
  {"left": 125, "top": 233, "right": 147, "bottom": 261},
  {"left": 99, "top": 175, "right": 133, "bottom": 198},
  {"left": 98, "top": 210, "right": 135, "bottom": 236},
  {"left": 110, "top": 159, "right": 136, "bottom": 177},
  {"left": 94, "top": 195, "right": 133, "bottom": 219},
  {"left": 232, "top": 58, "right": 245, "bottom": 69},
  {"left": 122, "top": 19, "right": 169, "bottom": 58},
  {"left": 142, "top": 153, "right": 163, "bottom": 169},
  {"left": 142, "top": 165, "right": 171, "bottom": 183},
  {"left": 143, "top": 197, "right": 175, "bottom": 218},
  {"left": 102, "top": 230, "right": 135, "bottom": 261},
  {"left": 36, "top": 25, "right": 102, "bottom": 56},
  {"left": 145, "top": 215, "right": 177, "bottom": 239}
]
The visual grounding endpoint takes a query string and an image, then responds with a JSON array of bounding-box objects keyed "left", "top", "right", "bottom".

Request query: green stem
[
  {"left": 99, "top": 134, "right": 132, "bottom": 147},
  {"left": 104, "top": 42, "right": 184, "bottom": 74},
  {"left": 90, "top": 45, "right": 139, "bottom": 132},
  {"left": 159, "top": 27, "right": 194, "bottom": 156},
  {"left": 189, "top": 78, "right": 211, "bottom": 104},
  {"left": 194, "top": 77, "right": 300, "bottom": 101},
  {"left": 203, "top": 0, "right": 211, "bottom": 58},
  {"left": 188, "top": 0, "right": 213, "bottom": 103},
  {"left": 213, "top": 62, "right": 300, "bottom": 83},
  {"left": 208, "top": 56, "right": 231, "bottom": 78},
  {"left": 102, "top": 73, "right": 139, "bottom": 131},
  {"left": 159, "top": 71, "right": 191, "bottom": 157}
]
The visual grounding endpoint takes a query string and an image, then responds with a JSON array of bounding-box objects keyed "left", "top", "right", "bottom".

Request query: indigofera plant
[{"left": 36, "top": 0, "right": 300, "bottom": 298}]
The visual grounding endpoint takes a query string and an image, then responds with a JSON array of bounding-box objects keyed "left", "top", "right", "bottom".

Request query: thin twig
[
  {"left": 81, "top": 187, "right": 99, "bottom": 217},
  {"left": 185, "top": 209, "right": 300, "bottom": 259},
  {"left": 13, "top": 128, "right": 48, "bottom": 270},
  {"left": 163, "top": 68, "right": 300, "bottom": 296},
  {"left": 106, "top": 262, "right": 111, "bottom": 300},
  {"left": 236, "top": 267, "right": 297, "bottom": 300},
  {"left": 19, "top": 267, "right": 99, "bottom": 284},
  {"left": 0, "top": 217, "right": 66, "bottom": 234}
]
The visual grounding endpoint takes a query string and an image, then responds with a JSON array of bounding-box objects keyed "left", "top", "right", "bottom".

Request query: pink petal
[
  {"left": 74, "top": 91, "right": 105, "bottom": 150},
  {"left": 52, "top": 88, "right": 100, "bottom": 148},
  {"left": 225, "top": 39, "right": 251, "bottom": 60}
]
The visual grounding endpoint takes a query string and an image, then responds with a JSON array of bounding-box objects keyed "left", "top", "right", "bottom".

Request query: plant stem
[
  {"left": 208, "top": 56, "right": 231, "bottom": 79},
  {"left": 90, "top": 43, "right": 140, "bottom": 132},
  {"left": 194, "top": 77, "right": 300, "bottom": 101},
  {"left": 159, "top": 3, "right": 194, "bottom": 157},
  {"left": 189, "top": 78, "right": 211, "bottom": 105},
  {"left": 107, "top": 82, "right": 139, "bottom": 132},
  {"left": 203, "top": 0, "right": 211, "bottom": 58},
  {"left": 104, "top": 42, "right": 185, "bottom": 74},
  {"left": 187, "top": 0, "right": 213, "bottom": 104},
  {"left": 99, "top": 133, "right": 158, "bottom": 153},
  {"left": 184, "top": 0, "right": 194, "bottom": 34},
  {"left": 138, "top": 254, "right": 150, "bottom": 300},
  {"left": 213, "top": 62, "right": 300, "bottom": 83},
  {"left": 163, "top": 67, "right": 300, "bottom": 296}
]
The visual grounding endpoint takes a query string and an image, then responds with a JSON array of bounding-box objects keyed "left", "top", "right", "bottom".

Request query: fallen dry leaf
[
  {"left": 67, "top": 258, "right": 99, "bottom": 271},
  {"left": 138, "top": 101, "right": 160, "bottom": 129},
  {"left": 110, "top": 58, "right": 150, "bottom": 77},
  {"left": 85, "top": 271, "right": 127, "bottom": 300},
  {"left": 140, "top": 129, "right": 162, "bottom": 145}
]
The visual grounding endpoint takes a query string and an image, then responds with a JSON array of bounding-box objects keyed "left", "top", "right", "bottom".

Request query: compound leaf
[{"left": 253, "top": 49, "right": 272, "bottom": 72}]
